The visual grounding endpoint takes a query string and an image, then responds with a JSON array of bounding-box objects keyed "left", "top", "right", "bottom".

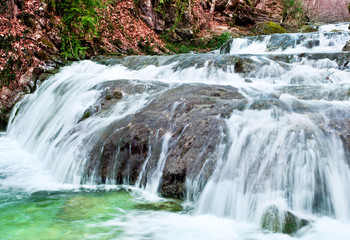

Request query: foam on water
[
  {"left": 92, "top": 211, "right": 350, "bottom": 240},
  {"left": 222, "top": 23, "right": 350, "bottom": 55}
]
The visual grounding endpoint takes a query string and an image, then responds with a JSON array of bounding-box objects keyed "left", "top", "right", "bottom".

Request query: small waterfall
[
  {"left": 143, "top": 101, "right": 188, "bottom": 193},
  {"left": 221, "top": 23, "right": 350, "bottom": 55},
  {"left": 7, "top": 61, "right": 155, "bottom": 184},
  {"left": 145, "top": 132, "right": 172, "bottom": 193},
  {"left": 195, "top": 106, "right": 350, "bottom": 222}
]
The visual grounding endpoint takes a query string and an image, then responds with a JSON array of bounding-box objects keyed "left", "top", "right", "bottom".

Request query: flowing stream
[{"left": 1, "top": 23, "right": 350, "bottom": 239}]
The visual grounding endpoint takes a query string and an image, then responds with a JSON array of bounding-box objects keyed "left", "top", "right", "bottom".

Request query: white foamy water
[
  {"left": 222, "top": 22, "right": 350, "bottom": 55},
  {"left": 93, "top": 212, "right": 350, "bottom": 240}
]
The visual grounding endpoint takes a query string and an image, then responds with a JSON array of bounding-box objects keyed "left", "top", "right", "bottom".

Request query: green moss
[
  {"left": 164, "top": 32, "right": 232, "bottom": 53},
  {"left": 113, "top": 91, "right": 122, "bottom": 99},
  {"left": 79, "top": 110, "right": 91, "bottom": 122},
  {"left": 49, "top": 0, "right": 104, "bottom": 59},
  {"left": 251, "top": 22, "right": 288, "bottom": 35},
  {"left": 40, "top": 37, "right": 55, "bottom": 50},
  {"left": 282, "top": 214, "right": 309, "bottom": 234},
  {"left": 261, "top": 206, "right": 310, "bottom": 234}
]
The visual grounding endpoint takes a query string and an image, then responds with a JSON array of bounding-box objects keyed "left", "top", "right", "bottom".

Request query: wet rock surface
[
  {"left": 135, "top": 200, "right": 183, "bottom": 212},
  {"left": 342, "top": 40, "right": 350, "bottom": 51},
  {"left": 84, "top": 80, "right": 245, "bottom": 198},
  {"left": 266, "top": 35, "right": 296, "bottom": 52},
  {"left": 261, "top": 205, "right": 310, "bottom": 234},
  {"left": 251, "top": 22, "right": 288, "bottom": 35}
]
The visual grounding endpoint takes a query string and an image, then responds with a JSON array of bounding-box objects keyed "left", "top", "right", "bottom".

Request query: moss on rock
[
  {"left": 261, "top": 205, "right": 310, "bottom": 234},
  {"left": 134, "top": 201, "right": 183, "bottom": 212},
  {"left": 251, "top": 22, "right": 288, "bottom": 35},
  {"left": 299, "top": 25, "right": 318, "bottom": 33}
]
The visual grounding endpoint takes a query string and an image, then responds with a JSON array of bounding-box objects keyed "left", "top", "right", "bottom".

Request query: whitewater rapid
[{"left": 1, "top": 22, "right": 350, "bottom": 240}]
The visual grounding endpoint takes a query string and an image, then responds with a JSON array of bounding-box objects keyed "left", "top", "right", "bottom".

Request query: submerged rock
[
  {"left": 58, "top": 196, "right": 99, "bottom": 221},
  {"left": 234, "top": 58, "right": 257, "bottom": 75},
  {"left": 266, "top": 35, "right": 296, "bottom": 52},
  {"left": 261, "top": 205, "right": 310, "bottom": 234},
  {"left": 303, "top": 40, "right": 320, "bottom": 49},
  {"left": 135, "top": 201, "right": 183, "bottom": 212}
]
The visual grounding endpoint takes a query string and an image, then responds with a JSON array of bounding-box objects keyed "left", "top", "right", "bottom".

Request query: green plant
[
  {"left": 138, "top": 39, "right": 157, "bottom": 55},
  {"left": 47, "top": 0, "right": 103, "bottom": 60},
  {"left": 163, "top": 32, "right": 231, "bottom": 54},
  {"left": 281, "top": 0, "right": 305, "bottom": 22},
  {"left": 155, "top": 0, "right": 190, "bottom": 32},
  {"left": 208, "top": 32, "right": 232, "bottom": 49},
  {"left": 170, "top": 0, "right": 188, "bottom": 32}
]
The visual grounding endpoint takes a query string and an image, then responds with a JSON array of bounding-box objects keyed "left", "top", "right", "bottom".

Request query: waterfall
[
  {"left": 195, "top": 107, "right": 350, "bottom": 222},
  {"left": 1, "top": 22, "right": 350, "bottom": 236}
]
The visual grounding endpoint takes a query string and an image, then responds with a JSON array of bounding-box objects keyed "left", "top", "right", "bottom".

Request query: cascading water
[
  {"left": 1, "top": 23, "right": 350, "bottom": 239},
  {"left": 196, "top": 107, "right": 350, "bottom": 221}
]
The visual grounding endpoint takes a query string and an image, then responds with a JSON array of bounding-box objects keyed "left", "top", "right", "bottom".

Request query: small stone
[
  {"left": 303, "top": 40, "right": 320, "bottom": 49},
  {"left": 113, "top": 91, "right": 122, "bottom": 99}
]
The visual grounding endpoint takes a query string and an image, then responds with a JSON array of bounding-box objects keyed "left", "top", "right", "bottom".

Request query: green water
[{"left": 0, "top": 188, "right": 182, "bottom": 240}]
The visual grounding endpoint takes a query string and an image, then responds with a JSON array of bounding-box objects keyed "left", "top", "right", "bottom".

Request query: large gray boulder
[{"left": 83, "top": 81, "right": 245, "bottom": 198}]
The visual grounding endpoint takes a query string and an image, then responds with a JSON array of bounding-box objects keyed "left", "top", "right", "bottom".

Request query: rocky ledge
[{"left": 80, "top": 81, "right": 245, "bottom": 198}]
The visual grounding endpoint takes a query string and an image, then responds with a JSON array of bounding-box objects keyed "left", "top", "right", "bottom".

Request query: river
[{"left": 1, "top": 23, "right": 350, "bottom": 239}]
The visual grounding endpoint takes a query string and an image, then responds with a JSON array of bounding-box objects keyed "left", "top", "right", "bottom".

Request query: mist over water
[{"left": 1, "top": 23, "right": 350, "bottom": 239}]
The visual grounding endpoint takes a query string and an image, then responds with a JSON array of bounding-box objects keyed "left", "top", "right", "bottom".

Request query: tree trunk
[{"left": 205, "top": 0, "right": 216, "bottom": 29}]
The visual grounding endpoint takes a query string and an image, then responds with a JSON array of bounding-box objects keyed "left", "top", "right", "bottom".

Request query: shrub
[{"left": 48, "top": 0, "right": 103, "bottom": 60}]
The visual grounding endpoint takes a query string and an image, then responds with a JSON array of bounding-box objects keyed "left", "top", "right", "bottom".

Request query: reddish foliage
[
  {"left": 98, "top": 0, "right": 166, "bottom": 54},
  {"left": 0, "top": 0, "right": 166, "bottom": 111}
]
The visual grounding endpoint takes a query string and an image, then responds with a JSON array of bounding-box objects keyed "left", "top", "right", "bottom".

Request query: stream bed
[{"left": 1, "top": 23, "right": 350, "bottom": 239}]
